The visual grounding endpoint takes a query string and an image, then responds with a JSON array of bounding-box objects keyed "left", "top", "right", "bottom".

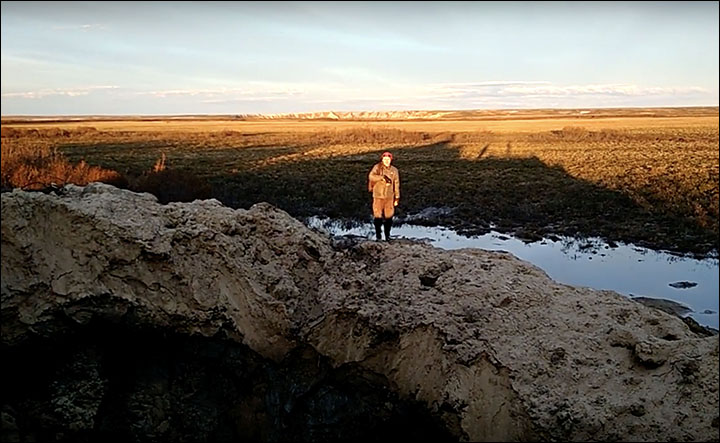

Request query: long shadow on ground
[
  {"left": 210, "top": 142, "right": 715, "bottom": 257},
  {"left": 59, "top": 140, "right": 717, "bottom": 257}
]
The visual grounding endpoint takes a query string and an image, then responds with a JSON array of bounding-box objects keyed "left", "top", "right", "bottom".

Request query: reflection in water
[{"left": 306, "top": 217, "right": 719, "bottom": 329}]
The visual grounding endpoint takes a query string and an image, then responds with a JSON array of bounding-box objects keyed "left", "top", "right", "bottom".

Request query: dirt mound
[{"left": 2, "top": 183, "right": 717, "bottom": 441}]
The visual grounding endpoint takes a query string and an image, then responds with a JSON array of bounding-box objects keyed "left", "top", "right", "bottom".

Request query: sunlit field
[{"left": 2, "top": 107, "right": 718, "bottom": 258}]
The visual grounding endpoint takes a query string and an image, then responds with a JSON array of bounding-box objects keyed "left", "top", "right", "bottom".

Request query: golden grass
[
  {"left": 2, "top": 115, "right": 718, "bottom": 134},
  {"left": 0, "top": 133, "right": 125, "bottom": 190},
  {"left": 2, "top": 110, "right": 718, "bottom": 256}
]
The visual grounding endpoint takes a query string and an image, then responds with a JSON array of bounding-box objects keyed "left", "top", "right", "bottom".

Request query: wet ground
[{"left": 306, "top": 217, "right": 719, "bottom": 330}]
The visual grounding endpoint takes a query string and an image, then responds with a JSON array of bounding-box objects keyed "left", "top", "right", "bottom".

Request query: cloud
[
  {"left": 291, "top": 81, "right": 715, "bottom": 111},
  {"left": 201, "top": 95, "right": 303, "bottom": 104},
  {"left": 51, "top": 24, "right": 107, "bottom": 32},
  {"left": 412, "top": 82, "right": 709, "bottom": 101},
  {"left": 496, "top": 84, "right": 708, "bottom": 97},
  {"left": 4, "top": 81, "right": 706, "bottom": 103},
  {"left": 134, "top": 85, "right": 306, "bottom": 100},
  {"left": 435, "top": 81, "right": 551, "bottom": 89},
  {"left": 1, "top": 86, "right": 118, "bottom": 99},
  {"left": 1, "top": 81, "right": 714, "bottom": 114}
]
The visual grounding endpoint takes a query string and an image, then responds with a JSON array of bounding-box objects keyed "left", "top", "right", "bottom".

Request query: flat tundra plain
[{"left": 2, "top": 107, "right": 718, "bottom": 258}]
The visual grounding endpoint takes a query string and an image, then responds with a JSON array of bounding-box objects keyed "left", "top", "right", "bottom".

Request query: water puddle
[{"left": 305, "top": 217, "right": 719, "bottom": 329}]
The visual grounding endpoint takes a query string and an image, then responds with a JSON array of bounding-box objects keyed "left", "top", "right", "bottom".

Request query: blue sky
[{"left": 1, "top": 1, "right": 718, "bottom": 115}]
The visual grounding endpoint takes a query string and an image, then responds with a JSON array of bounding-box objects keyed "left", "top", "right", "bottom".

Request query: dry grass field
[{"left": 2, "top": 107, "right": 718, "bottom": 257}]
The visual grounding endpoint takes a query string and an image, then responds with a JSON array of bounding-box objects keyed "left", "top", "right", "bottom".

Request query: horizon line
[{"left": 2, "top": 105, "right": 719, "bottom": 119}]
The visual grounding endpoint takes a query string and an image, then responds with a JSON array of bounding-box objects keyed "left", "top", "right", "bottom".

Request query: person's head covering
[{"left": 381, "top": 151, "right": 393, "bottom": 160}]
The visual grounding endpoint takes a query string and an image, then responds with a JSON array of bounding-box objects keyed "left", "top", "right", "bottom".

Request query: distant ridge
[
  {"left": 235, "top": 107, "right": 719, "bottom": 121},
  {"left": 2, "top": 106, "right": 718, "bottom": 123},
  {"left": 237, "top": 110, "right": 457, "bottom": 120}
]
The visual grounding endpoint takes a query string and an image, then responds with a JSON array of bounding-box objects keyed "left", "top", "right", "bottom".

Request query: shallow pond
[{"left": 306, "top": 217, "right": 719, "bottom": 330}]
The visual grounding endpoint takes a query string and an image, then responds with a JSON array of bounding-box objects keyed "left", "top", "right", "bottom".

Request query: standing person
[{"left": 368, "top": 151, "right": 400, "bottom": 241}]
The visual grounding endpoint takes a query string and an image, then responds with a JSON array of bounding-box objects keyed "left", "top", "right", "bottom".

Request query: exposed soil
[{"left": 2, "top": 184, "right": 718, "bottom": 442}]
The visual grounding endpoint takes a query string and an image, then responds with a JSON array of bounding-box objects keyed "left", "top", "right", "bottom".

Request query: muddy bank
[{"left": 2, "top": 184, "right": 718, "bottom": 441}]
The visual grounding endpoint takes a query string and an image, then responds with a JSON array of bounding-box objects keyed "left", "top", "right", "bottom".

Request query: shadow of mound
[
  {"left": 2, "top": 314, "right": 458, "bottom": 442},
  {"left": 57, "top": 137, "right": 717, "bottom": 257},
  {"left": 210, "top": 142, "right": 715, "bottom": 257}
]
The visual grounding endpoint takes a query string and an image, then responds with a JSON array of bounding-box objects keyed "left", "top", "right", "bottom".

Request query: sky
[{"left": 1, "top": 1, "right": 718, "bottom": 115}]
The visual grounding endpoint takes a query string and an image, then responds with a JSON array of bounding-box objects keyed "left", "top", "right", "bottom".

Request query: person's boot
[
  {"left": 374, "top": 218, "right": 383, "bottom": 241},
  {"left": 383, "top": 217, "right": 393, "bottom": 241}
]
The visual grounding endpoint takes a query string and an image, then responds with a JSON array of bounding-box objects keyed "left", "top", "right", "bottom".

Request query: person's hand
[
  {"left": 394, "top": 198, "right": 399, "bottom": 207},
  {"left": 383, "top": 175, "right": 392, "bottom": 183}
]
